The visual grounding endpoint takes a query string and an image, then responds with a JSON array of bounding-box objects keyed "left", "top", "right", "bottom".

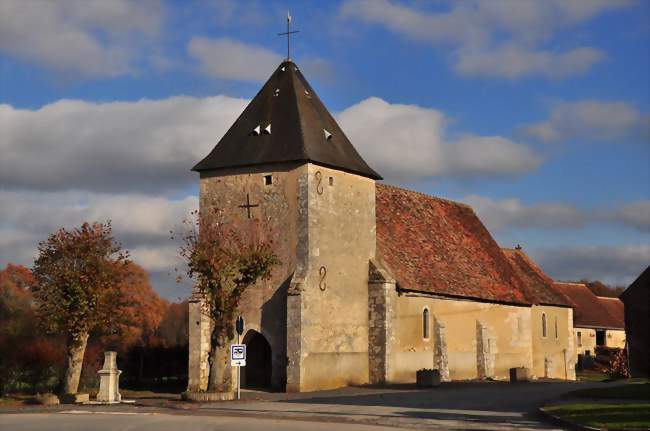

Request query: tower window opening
[
  {"left": 542, "top": 313, "right": 547, "bottom": 338},
  {"left": 329, "top": 176, "right": 334, "bottom": 186},
  {"left": 577, "top": 331, "right": 582, "bottom": 347},
  {"left": 554, "top": 316, "right": 558, "bottom": 339},
  {"left": 423, "top": 308, "right": 430, "bottom": 339},
  {"left": 264, "top": 175, "right": 273, "bottom": 186}
]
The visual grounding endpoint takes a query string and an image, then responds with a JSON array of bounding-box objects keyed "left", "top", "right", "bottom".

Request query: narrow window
[
  {"left": 554, "top": 316, "right": 558, "bottom": 339},
  {"left": 329, "top": 176, "right": 334, "bottom": 186},
  {"left": 542, "top": 313, "right": 547, "bottom": 338},
  {"left": 423, "top": 308, "right": 430, "bottom": 339},
  {"left": 264, "top": 175, "right": 273, "bottom": 185},
  {"left": 577, "top": 331, "right": 582, "bottom": 347}
]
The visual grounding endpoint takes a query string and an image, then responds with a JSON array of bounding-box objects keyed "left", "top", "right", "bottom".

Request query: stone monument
[{"left": 96, "top": 351, "right": 121, "bottom": 403}]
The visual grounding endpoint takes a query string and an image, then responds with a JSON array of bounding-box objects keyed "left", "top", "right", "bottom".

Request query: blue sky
[{"left": 1, "top": 0, "right": 648, "bottom": 299}]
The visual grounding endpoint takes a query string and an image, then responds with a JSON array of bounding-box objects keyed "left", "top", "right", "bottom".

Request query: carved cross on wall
[{"left": 239, "top": 193, "right": 259, "bottom": 219}]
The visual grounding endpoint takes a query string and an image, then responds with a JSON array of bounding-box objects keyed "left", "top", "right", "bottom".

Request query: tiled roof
[
  {"left": 597, "top": 296, "right": 625, "bottom": 330},
  {"left": 552, "top": 282, "right": 624, "bottom": 329},
  {"left": 502, "top": 248, "right": 572, "bottom": 307},
  {"left": 376, "top": 184, "right": 530, "bottom": 305},
  {"left": 193, "top": 60, "right": 382, "bottom": 180}
]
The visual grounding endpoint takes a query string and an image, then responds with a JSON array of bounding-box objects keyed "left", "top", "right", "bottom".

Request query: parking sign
[{"left": 230, "top": 344, "right": 246, "bottom": 366}]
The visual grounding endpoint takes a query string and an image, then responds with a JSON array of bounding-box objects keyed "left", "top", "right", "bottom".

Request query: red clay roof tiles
[
  {"left": 552, "top": 282, "right": 624, "bottom": 329},
  {"left": 502, "top": 248, "right": 572, "bottom": 307},
  {"left": 375, "top": 184, "right": 530, "bottom": 305}
]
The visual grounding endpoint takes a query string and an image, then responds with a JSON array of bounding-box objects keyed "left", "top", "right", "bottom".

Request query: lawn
[
  {"left": 544, "top": 403, "right": 650, "bottom": 429},
  {"left": 570, "top": 383, "right": 650, "bottom": 400}
]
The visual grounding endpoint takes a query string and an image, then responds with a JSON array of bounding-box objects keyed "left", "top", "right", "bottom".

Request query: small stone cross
[{"left": 239, "top": 193, "right": 259, "bottom": 219}]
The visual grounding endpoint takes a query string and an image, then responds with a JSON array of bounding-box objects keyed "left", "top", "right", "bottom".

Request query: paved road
[
  {"left": 0, "top": 412, "right": 399, "bottom": 431},
  {"left": 1, "top": 380, "right": 608, "bottom": 430},
  {"left": 200, "top": 380, "right": 607, "bottom": 430}
]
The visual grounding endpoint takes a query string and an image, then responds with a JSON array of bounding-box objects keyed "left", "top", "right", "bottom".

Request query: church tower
[{"left": 188, "top": 60, "right": 382, "bottom": 392}]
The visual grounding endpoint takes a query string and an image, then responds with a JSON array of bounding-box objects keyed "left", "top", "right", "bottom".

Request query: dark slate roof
[
  {"left": 193, "top": 60, "right": 382, "bottom": 180},
  {"left": 552, "top": 282, "right": 624, "bottom": 329},
  {"left": 376, "top": 184, "right": 530, "bottom": 305},
  {"left": 502, "top": 248, "right": 572, "bottom": 307},
  {"left": 620, "top": 265, "right": 649, "bottom": 302}
]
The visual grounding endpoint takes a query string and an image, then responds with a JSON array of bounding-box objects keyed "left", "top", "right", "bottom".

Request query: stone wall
[
  {"left": 295, "top": 164, "right": 376, "bottom": 391},
  {"left": 531, "top": 305, "right": 576, "bottom": 380},
  {"left": 191, "top": 162, "right": 306, "bottom": 391},
  {"left": 388, "top": 294, "right": 533, "bottom": 382},
  {"left": 606, "top": 329, "right": 626, "bottom": 349},
  {"left": 368, "top": 260, "right": 396, "bottom": 384},
  {"left": 187, "top": 292, "right": 211, "bottom": 392}
]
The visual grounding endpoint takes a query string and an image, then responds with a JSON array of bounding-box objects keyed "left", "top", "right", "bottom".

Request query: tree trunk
[
  {"left": 62, "top": 332, "right": 89, "bottom": 394},
  {"left": 207, "top": 332, "right": 231, "bottom": 392},
  {"left": 138, "top": 349, "right": 144, "bottom": 383}
]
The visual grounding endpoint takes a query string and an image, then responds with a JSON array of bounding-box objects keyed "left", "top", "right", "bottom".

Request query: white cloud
[
  {"left": 465, "top": 195, "right": 584, "bottom": 231},
  {"left": 0, "top": 189, "right": 197, "bottom": 283},
  {"left": 337, "top": 97, "right": 541, "bottom": 178},
  {"left": 524, "top": 100, "right": 647, "bottom": 142},
  {"left": 532, "top": 244, "right": 650, "bottom": 286},
  {"left": 613, "top": 201, "right": 650, "bottom": 232},
  {"left": 341, "top": 0, "right": 630, "bottom": 79},
  {"left": 455, "top": 45, "right": 604, "bottom": 79},
  {"left": 466, "top": 195, "right": 650, "bottom": 233},
  {"left": 0, "top": 96, "right": 247, "bottom": 193},
  {"left": 188, "top": 37, "right": 283, "bottom": 82},
  {"left": 0, "top": 0, "right": 164, "bottom": 78}
]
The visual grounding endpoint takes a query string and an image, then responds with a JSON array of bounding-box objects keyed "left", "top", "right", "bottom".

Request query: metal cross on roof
[
  {"left": 239, "top": 193, "right": 259, "bottom": 219},
  {"left": 278, "top": 11, "right": 299, "bottom": 60}
]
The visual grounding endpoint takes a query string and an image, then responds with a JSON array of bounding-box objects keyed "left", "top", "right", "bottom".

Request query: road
[
  {"left": 1, "top": 380, "right": 608, "bottom": 430},
  {"left": 1, "top": 412, "right": 399, "bottom": 431}
]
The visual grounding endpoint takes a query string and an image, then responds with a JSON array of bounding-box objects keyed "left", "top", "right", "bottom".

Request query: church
[{"left": 187, "top": 59, "right": 577, "bottom": 393}]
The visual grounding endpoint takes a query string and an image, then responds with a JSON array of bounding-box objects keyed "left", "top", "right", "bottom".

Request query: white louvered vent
[
  {"left": 252, "top": 125, "right": 261, "bottom": 136},
  {"left": 264, "top": 124, "right": 271, "bottom": 135},
  {"left": 324, "top": 129, "right": 332, "bottom": 140}
]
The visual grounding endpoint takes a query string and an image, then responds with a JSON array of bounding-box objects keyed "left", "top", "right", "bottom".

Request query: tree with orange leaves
[
  {"left": 175, "top": 209, "right": 278, "bottom": 392},
  {"left": 31, "top": 222, "right": 129, "bottom": 395}
]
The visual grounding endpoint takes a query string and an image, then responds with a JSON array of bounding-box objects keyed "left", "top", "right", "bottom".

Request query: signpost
[{"left": 231, "top": 316, "right": 245, "bottom": 400}]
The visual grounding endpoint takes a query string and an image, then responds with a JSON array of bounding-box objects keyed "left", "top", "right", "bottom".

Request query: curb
[{"left": 538, "top": 407, "right": 603, "bottom": 431}]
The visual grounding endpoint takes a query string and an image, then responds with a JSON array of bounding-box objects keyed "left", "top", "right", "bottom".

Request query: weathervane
[{"left": 278, "top": 11, "right": 299, "bottom": 60}]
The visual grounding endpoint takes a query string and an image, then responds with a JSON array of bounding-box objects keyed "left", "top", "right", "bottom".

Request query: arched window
[
  {"left": 423, "top": 308, "right": 430, "bottom": 339},
  {"left": 542, "top": 313, "right": 547, "bottom": 338},
  {"left": 554, "top": 316, "right": 558, "bottom": 339}
]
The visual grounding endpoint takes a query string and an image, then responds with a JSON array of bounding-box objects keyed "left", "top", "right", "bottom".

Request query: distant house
[
  {"left": 620, "top": 266, "right": 649, "bottom": 378},
  {"left": 552, "top": 282, "right": 625, "bottom": 357}
]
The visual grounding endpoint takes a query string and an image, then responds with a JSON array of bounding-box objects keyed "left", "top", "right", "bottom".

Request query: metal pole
[{"left": 237, "top": 333, "right": 241, "bottom": 400}]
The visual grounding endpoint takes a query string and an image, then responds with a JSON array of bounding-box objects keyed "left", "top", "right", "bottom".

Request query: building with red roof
[
  {"left": 552, "top": 282, "right": 626, "bottom": 357},
  {"left": 189, "top": 59, "right": 586, "bottom": 392}
]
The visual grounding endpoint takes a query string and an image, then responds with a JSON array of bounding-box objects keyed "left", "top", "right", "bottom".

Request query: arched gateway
[{"left": 242, "top": 330, "right": 272, "bottom": 389}]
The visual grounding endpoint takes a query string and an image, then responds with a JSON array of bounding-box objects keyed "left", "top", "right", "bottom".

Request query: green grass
[
  {"left": 570, "top": 383, "right": 650, "bottom": 400},
  {"left": 544, "top": 403, "right": 650, "bottom": 429}
]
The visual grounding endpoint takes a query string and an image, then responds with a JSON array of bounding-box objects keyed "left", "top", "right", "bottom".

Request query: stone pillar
[
  {"left": 476, "top": 321, "right": 494, "bottom": 379},
  {"left": 368, "top": 260, "right": 396, "bottom": 385},
  {"left": 433, "top": 317, "right": 450, "bottom": 381},
  {"left": 286, "top": 276, "right": 304, "bottom": 392},
  {"left": 188, "top": 290, "right": 211, "bottom": 392},
  {"left": 97, "top": 351, "right": 121, "bottom": 403}
]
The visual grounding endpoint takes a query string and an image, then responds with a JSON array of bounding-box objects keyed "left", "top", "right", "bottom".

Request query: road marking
[{"left": 59, "top": 410, "right": 158, "bottom": 416}]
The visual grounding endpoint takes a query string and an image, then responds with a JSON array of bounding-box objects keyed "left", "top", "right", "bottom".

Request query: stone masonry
[{"left": 368, "top": 260, "right": 396, "bottom": 384}]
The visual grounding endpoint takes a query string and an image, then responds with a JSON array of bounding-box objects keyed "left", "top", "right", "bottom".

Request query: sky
[{"left": 1, "top": 0, "right": 648, "bottom": 300}]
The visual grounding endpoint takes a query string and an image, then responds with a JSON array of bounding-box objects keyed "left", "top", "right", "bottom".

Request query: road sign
[
  {"left": 236, "top": 316, "right": 244, "bottom": 336},
  {"left": 230, "top": 344, "right": 246, "bottom": 367}
]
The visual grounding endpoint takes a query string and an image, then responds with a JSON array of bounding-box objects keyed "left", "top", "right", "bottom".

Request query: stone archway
[{"left": 242, "top": 330, "right": 272, "bottom": 389}]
